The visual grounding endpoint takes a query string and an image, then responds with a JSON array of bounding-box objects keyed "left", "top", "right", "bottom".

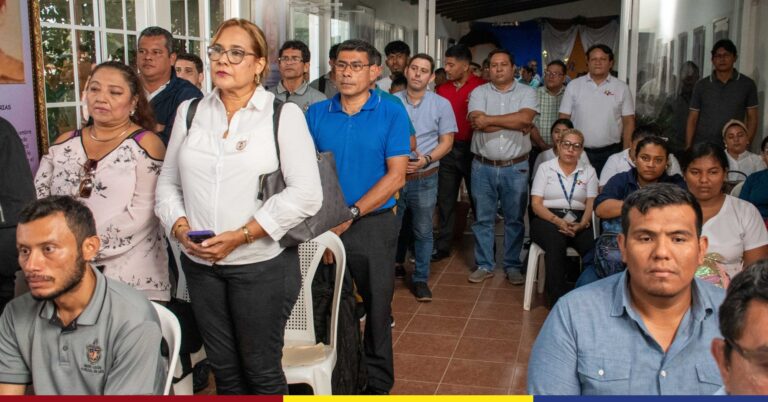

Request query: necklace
[{"left": 89, "top": 125, "right": 131, "bottom": 142}]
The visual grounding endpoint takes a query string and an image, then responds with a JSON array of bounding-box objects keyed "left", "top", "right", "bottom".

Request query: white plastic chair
[
  {"left": 731, "top": 181, "right": 745, "bottom": 198},
  {"left": 282, "top": 231, "right": 347, "bottom": 395},
  {"left": 523, "top": 243, "right": 580, "bottom": 310},
  {"left": 152, "top": 302, "right": 182, "bottom": 395}
]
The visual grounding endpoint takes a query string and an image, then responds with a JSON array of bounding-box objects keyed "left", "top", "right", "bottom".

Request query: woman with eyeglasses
[
  {"left": 530, "top": 129, "right": 597, "bottom": 306},
  {"left": 684, "top": 143, "right": 768, "bottom": 282},
  {"left": 531, "top": 118, "right": 589, "bottom": 176},
  {"left": 739, "top": 136, "right": 768, "bottom": 227},
  {"left": 34, "top": 61, "right": 169, "bottom": 301},
  {"left": 155, "top": 19, "right": 322, "bottom": 395},
  {"left": 722, "top": 119, "right": 765, "bottom": 183}
]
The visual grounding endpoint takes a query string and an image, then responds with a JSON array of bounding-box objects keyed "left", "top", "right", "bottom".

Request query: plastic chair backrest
[
  {"left": 731, "top": 181, "right": 745, "bottom": 198},
  {"left": 286, "top": 232, "right": 346, "bottom": 351},
  {"left": 152, "top": 302, "right": 182, "bottom": 395}
]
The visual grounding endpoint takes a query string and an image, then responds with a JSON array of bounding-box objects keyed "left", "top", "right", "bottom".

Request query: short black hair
[
  {"left": 586, "top": 44, "right": 614, "bottom": 62},
  {"left": 470, "top": 62, "right": 481, "bottom": 69},
  {"left": 634, "top": 136, "right": 670, "bottom": 159},
  {"left": 337, "top": 39, "right": 378, "bottom": 66},
  {"left": 391, "top": 73, "right": 407, "bottom": 89},
  {"left": 139, "top": 26, "right": 174, "bottom": 54},
  {"left": 522, "top": 65, "right": 535, "bottom": 74},
  {"left": 444, "top": 44, "right": 473, "bottom": 62},
  {"left": 719, "top": 261, "right": 768, "bottom": 361},
  {"left": 329, "top": 43, "right": 341, "bottom": 60},
  {"left": 621, "top": 183, "right": 703, "bottom": 237},
  {"left": 711, "top": 39, "right": 738, "bottom": 58},
  {"left": 176, "top": 53, "right": 203, "bottom": 73},
  {"left": 408, "top": 53, "right": 435, "bottom": 72},
  {"left": 683, "top": 142, "right": 729, "bottom": 172},
  {"left": 550, "top": 118, "right": 574, "bottom": 134},
  {"left": 488, "top": 48, "right": 515, "bottom": 66},
  {"left": 631, "top": 123, "right": 663, "bottom": 142},
  {"left": 547, "top": 60, "right": 567, "bottom": 74},
  {"left": 279, "top": 40, "right": 310, "bottom": 63},
  {"left": 19, "top": 196, "right": 97, "bottom": 246},
  {"left": 434, "top": 67, "right": 445, "bottom": 76},
  {"left": 384, "top": 40, "right": 410, "bottom": 57}
]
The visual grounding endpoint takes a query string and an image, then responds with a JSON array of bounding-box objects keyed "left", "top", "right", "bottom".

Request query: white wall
[
  {"left": 479, "top": 0, "right": 621, "bottom": 23},
  {"left": 345, "top": 0, "right": 462, "bottom": 40}
]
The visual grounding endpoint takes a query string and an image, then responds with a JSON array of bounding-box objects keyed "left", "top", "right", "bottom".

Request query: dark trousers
[
  {"left": 181, "top": 249, "right": 301, "bottom": 395},
  {"left": 435, "top": 141, "right": 474, "bottom": 253},
  {"left": 0, "top": 227, "right": 18, "bottom": 314},
  {"left": 585, "top": 142, "right": 623, "bottom": 177},
  {"left": 530, "top": 210, "right": 595, "bottom": 305},
  {"left": 340, "top": 211, "right": 399, "bottom": 392}
]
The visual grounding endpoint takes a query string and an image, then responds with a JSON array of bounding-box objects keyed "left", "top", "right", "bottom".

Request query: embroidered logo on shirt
[
  {"left": 603, "top": 90, "right": 614, "bottom": 96},
  {"left": 236, "top": 140, "right": 248, "bottom": 151},
  {"left": 87, "top": 341, "right": 102, "bottom": 364}
]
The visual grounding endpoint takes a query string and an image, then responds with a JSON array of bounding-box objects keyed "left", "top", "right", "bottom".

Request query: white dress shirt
[
  {"left": 600, "top": 148, "right": 682, "bottom": 186},
  {"left": 531, "top": 157, "right": 598, "bottom": 210},
  {"left": 155, "top": 86, "right": 322, "bottom": 265}
]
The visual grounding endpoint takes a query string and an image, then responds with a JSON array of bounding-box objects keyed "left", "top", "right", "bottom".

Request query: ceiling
[{"left": 405, "top": 0, "right": 581, "bottom": 23}]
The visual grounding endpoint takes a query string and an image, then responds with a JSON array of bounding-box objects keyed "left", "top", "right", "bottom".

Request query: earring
[
  {"left": 254, "top": 74, "right": 261, "bottom": 85},
  {"left": 130, "top": 109, "right": 135, "bottom": 117}
]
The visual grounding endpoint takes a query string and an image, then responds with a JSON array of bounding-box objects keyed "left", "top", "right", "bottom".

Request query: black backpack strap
[
  {"left": 185, "top": 98, "right": 201, "bottom": 133},
  {"left": 319, "top": 75, "right": 326, "bottom": 93}
]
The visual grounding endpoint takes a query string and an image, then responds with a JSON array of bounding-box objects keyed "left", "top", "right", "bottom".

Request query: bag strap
[
  {"left": 185, "top": 98, "right": 202, "bottom": 133},
  {"left": 319, "top": 75, "right": 326, "bottom": 93},
  {"left": 257, "top": 98, "right": 285, "bottom": 201}
]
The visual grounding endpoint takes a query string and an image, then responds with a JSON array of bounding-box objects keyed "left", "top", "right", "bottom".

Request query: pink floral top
[{"left": 34, "top": 130, "right": 170, "bottom": 301}]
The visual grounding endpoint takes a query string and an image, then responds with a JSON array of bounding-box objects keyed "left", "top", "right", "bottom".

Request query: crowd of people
[{"left": 0, "top": 17, "right": 765, "bottom": 396}]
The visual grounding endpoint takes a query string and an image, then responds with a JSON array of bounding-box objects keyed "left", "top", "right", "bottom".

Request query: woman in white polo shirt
[
  {"left": 684, "top": 142, "right": 768, "bottom": 281},
  {"left": 530, "top": 129, "right": 598, "bottom": 306}
]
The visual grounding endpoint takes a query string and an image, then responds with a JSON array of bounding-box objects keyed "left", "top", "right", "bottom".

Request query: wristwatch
[{"left": 350, "top": 205, "right": 361, "bottom": 221}]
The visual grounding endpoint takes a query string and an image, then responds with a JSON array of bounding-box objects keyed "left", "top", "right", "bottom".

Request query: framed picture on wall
[
  {"left": 713, "top": 17, "right": 729, "bottom": 42},
  {"left": 678, "top": 32, "right": 688, "bottom": 70},
  {"left": 692, "top": 26, "right": 705, "bottom": 74}
]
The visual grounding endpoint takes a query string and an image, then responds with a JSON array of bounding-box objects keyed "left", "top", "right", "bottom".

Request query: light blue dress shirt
[{"left": 527, "top": 271, "right": 725, "bottom": 395}]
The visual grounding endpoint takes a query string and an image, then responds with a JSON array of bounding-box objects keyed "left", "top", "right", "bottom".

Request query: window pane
[
  {"left": 105, "top": 0, "right": 124, "bottom": 30},
  {"left": 40, "top": 0, "right": 71, "bottom": 24},
  {"left": 106, "top": 33, "right": 126, "bottom": 62},
  {"left": 46, "top": 107, "right": 78, "bottom": 143},
  {"left": 189, "top": 40, "right": 201, "bottom": 56},
  {"left": 125, "top": 0, "right": 136, "bottom": 30},
  {"left": 127, "top": 35, "right": 137, "bottom": 69},
  {"left": 42, "top": 27, "right": 75, "bottom": 103},
  {"left": 173, "top": 38, "right": 188, "bottom": 54},
  {"left": 188, "top": 0, "right": 200, "bottom": 36},
  {"left": 76, "top": 30, "right": 96, "bottom": 93},
  {"left": 209, "top": 0, "right": 225, "bottom": 38},
  {"left": 74, "top": 0, "right": 94, "bottom": 26},
  {"left": 170, "top": 0, "right": 186, "bottom": 36}
]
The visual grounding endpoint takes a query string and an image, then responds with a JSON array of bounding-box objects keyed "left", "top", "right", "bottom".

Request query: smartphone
[{"left": 187, "top": 230, "right": 215, "bottom": 244}]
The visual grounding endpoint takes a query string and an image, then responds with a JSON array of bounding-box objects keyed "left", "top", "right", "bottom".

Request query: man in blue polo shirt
[
  {"left": 528, "top": 184, "right": 724, "bottom": 395},
  {"left": 306, "top": 39, "right": 410, "bottom": 395}
]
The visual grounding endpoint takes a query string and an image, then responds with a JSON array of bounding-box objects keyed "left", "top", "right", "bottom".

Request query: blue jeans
[
  {"left": 395, "top": 174, "right": 438, "bottom": 283},
  {"left": 471, "top": 159, "right": 529, "bottom": 274}
]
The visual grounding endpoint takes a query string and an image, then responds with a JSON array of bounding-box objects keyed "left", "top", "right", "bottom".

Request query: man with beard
[
  {"left": 0, "top": 196, "right": 164, "bottom": 395},
  {"left": 528, "top": 184, "right": 725, "bottom": 395},
  {"left": 377, "top": 40, "right": 410, "bottom": 93}
]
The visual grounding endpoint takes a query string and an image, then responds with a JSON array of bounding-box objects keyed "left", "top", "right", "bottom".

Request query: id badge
[{"left": 563, "top": 211, "right": 577, "bottom": 223}]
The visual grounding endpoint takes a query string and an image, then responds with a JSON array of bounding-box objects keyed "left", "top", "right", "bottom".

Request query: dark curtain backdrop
[{"left": 471, "top": 21, "right": 543, "bottom": 75}]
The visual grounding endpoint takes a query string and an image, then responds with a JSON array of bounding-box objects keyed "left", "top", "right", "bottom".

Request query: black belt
[{"left": 474, "top": 153, "right": 529, "bottom": 167}]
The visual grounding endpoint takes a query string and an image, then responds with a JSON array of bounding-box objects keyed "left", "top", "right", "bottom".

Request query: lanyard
[{"left": 557, "top": 171, "right": 579, "bottom": 209}]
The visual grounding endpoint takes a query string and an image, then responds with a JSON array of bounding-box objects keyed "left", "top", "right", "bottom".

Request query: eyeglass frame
[
  {"left": 334, "top": 61, "right": 374, "bottom": 73},
  {"left": 559, "top": 140, "right": 583, "bottom": 151},
  {"left": 79, "top": 159, "right": 98, "bottom": 199},
  {"left": 207, "top": 45, "right": 259, "bottom": 65},
  {"left": 278, "top": 56, "right": 304, "bottom": 64}
]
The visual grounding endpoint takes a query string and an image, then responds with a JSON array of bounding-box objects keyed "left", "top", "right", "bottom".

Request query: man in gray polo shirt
[
  {"left": 393, "top": 53, "right": 457, "bottom": 301},
  {"left": 270, "top": 40, "right": 327, "bottom": 113},
  {"left": 467, "top": 49, "right": 538, "bottom": 285},
  {"left": 0, "top": 196, "right": 164, "bottom": 395},
  {"left": 686, "top": 39, "right": 759, "bottom": 149}
]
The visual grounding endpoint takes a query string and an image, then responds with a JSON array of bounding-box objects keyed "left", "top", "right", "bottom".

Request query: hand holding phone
[{"left": 187, "top": 230, "right": 215, "bottom": 244}]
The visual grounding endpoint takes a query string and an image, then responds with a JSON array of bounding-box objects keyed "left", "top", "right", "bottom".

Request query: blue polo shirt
[
  {"left": 306, "top": 90, "right": 411, "bottom": 210},
  {"left": 528, "top": 271, "right": 725, "bottom": 395}
]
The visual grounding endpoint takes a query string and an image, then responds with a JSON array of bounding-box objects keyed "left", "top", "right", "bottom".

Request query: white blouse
[
  {"left": 155, "top": 86, "right": 322, "bottom": 265},
  {"left": 531, "top": 157, "right": 598, "bottom": 210},
  {"left": 727, "top": 151, "right": 765, "bottom": 182}
]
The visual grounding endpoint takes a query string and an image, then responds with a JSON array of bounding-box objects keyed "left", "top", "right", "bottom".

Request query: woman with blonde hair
[{"left": 155, "top": 19, "right": 322, "bottom": 394}]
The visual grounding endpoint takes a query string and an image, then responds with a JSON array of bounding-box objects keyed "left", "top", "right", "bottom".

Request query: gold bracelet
[{"left": 241, "top": 226, "right": 253, "bottom": 244}]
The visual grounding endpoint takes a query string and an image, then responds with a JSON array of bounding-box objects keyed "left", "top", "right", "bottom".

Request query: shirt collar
[
  {"left": 709, "top": 69, "right": 741, "bottom": 82},
  {"left": 611, "top": 270, "right": 715, "bottom": 322},
  {"left": 276, "top": 79, "right": 310, "bottom": 96},
  {"left": 329, "top": 89, "right": 380, "bottom": 113},
  {"left": 40, "top": 266, "right": 108, "bottom": 330},
  {"left": 212, "top": 85, "right": 271, "bottom": 112},
  {"left": 586, "top": 73, "right": 612, "bottom": 84},
  {"left": 490, "top": 80, "right": 517, "bottom": 94},
  {"left": 542, "top": 85, "right": 565, "bottom": 96},
  {"left": 549, "top": 159, "right": 584, "bottom": 177}
]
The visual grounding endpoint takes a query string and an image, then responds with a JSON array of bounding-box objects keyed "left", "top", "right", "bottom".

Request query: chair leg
[
  {"left": 536, "top": 250, "right": 546, "bottom": 294},
  {"left": 523, "top": 243, "right": 542, "bottom": 311},
  {"left": 311, "top": 368, "right": 333, "bottom": 395}
]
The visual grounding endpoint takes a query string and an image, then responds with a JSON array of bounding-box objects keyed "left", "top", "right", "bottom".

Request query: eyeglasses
[
  {"left": 560, "top": 140, "right": 583, "bottom": 150},
  {"left": 334, "top": 61, "right": 373, "bottom": 72},
  {"left": 545, "top": 71, "right": 564, "bottom": 78},
  {"left": 79, "top": 159, "right": 98, "bottom": 198},
  {"left": 725, "top": 338, "right": 768, "bottom": 372},
  {"left": 207, "top": 45, "right": 258, "bottom": 65},
  {"left": 278, "top": 56, "right": 304, "bottom": 64}
]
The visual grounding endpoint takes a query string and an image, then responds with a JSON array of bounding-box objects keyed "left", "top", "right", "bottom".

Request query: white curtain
[
  {"left": 541, "top": 20, "right": 620, "bottom": 63},
  {"left": 579, "top": 20, "right": 620, "bottom": 55},
  {"left": 542, "top": 22, "right": 578, "bottom": 63}
]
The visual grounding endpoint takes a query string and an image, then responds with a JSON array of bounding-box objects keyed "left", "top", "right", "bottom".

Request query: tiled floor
[{"left": 389, "top": 233, "right": 550, "bottom": 395}]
